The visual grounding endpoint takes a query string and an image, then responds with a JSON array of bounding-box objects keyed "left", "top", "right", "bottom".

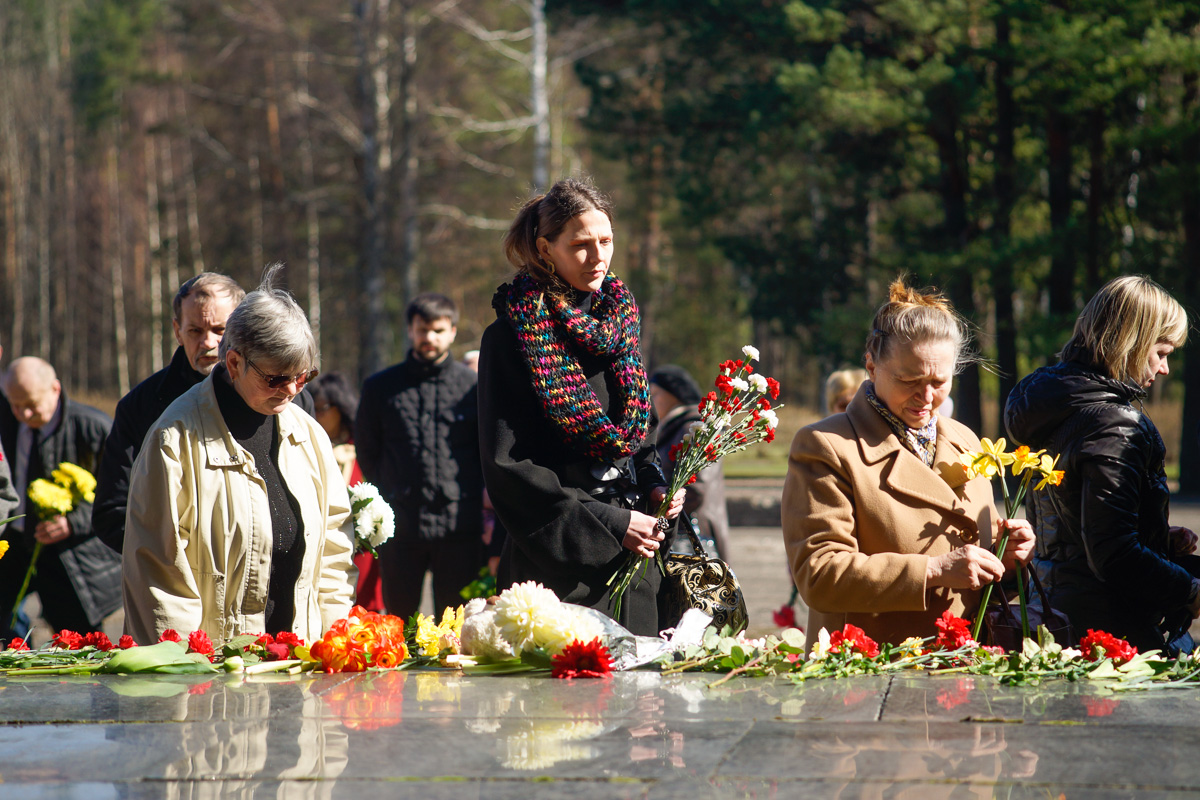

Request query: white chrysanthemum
[
  {"left": 494, "top": 581, "right": 564, "bottom": 652},
  {"left": 761, "top": 409, "right": 779, "bottom": 430},
  {"left": 368, "top": 500, "right": 395, "bottom": 548},
  {"left": 730, "top": 377, "right": 750, "bottom": 392},
  {"left": 348, "top": 482, "right": 395, "bottom": 549},
  {"left": 742, "top": 345, "right": 760, "bottom": 361},
  {"left": 535, "top": 607, "right": 606, "bottom": 655},
  {"left": 748, "top": 374, "right": 768, "bottom": 394}
]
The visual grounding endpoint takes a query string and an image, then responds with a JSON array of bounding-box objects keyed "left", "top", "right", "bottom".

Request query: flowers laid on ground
[
  {"left": 9, "top": 462, "right": 94, "bottom": 629},
  {"left": 309, "top": 605, "right": 409, "bottom": 672},
  {"left": 959, "top": 438, "right": 1065, "bottom": 641},
  {"left": 608, "top": 347, "right": 783, "bottom": 617},
  {"left": 550, "top": 638, "right": 614, "bottom": 679},
  {"left": 347, "top": 481, "right": 395, "bottom": 557}
]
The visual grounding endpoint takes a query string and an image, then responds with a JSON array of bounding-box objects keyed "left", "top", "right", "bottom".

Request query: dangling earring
[{"left": 545, "top": 259, "right": 556, "bottom": 274}]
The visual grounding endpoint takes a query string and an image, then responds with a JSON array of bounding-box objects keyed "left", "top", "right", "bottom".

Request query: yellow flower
[
  {"left": 0, "top": 540, "right": 8, "bottom": 561},
  {"left": 1034, "top": 453, "right": 1066, "bottom": 491},
  {"left": 27, "top": 479, "right": 74, "bottom": 520},
  {"left": 896, "top": 637, "right": 925, "bottom": 660},
  {"left": 415, "top": 606, "right": 468, "bottom": 656},
  {"left": 51, "top": 462, "right": 97, "bottom": 504},
  {"left": 960, "top": 438, "right": 1016, "bottom": 480},
  {"left": 1010, "top": 445, "right": 1044, "bottom": 476}
]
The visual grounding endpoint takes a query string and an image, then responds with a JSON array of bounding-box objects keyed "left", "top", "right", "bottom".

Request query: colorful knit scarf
[
  {"left": 865, "top": 383, "right": 938, "bottom": 468},
  {"left": 497, "top": 273, "right": 651, "bottom": 463}
]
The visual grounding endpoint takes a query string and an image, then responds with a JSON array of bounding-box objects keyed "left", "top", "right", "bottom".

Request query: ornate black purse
[{"left": 659, "top": 513, "right": 749, "bottom": 633}]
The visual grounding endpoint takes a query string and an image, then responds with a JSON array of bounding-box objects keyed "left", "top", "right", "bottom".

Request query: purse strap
[
  {"left": 676, "top": 512, "right": 713, "bottom": 560},
  {"left": 988, "top": 564, "right": 1053, "bottom": 625}
]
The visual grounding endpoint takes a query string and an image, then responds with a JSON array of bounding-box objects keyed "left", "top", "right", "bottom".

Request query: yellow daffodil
[
  {"left": 0, "top": 540, "right": 8, "bottom": 561},
  {"left": 896, "top": 637, "right": 925, "bottom": 660},
  {"left": 1010, "top": 445, "right": 1045, "bottom": 476},
  {"left": 1034, "top": 453, "right": 1066, "bottom": 490},
  {"left": 960, "top": 437, "right": 1016, "bottom": 480}
]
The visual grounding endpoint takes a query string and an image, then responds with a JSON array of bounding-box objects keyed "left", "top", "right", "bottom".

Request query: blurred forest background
[{"left": 2, "top": 1, "right": 1200, "bottom": 487}]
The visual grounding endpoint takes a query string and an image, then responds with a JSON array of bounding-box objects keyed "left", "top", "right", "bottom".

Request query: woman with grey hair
[{"left": 122, "top": 266, "right": 356, "bottom": 645}]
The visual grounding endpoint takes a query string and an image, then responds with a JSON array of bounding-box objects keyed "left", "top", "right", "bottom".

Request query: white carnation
[
  {"left": 347, "top": 482, "right": 395, "bottom": 550},
  {"left": 742, "top": 345, "right": 760, "bottom": 361},
  {"left": 761, "top": 409, "right": 779, "bottom": 430},
  {"left": 730, "top": 377, "right": 749, "bottom": 392},
  {"left": 748, "top": 374, "right": 768, "bottom": 394}
]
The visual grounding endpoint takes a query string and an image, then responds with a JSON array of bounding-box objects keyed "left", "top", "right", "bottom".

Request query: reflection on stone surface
[{"left": 6, "top": 672, "right": 1200, "bottom": 795}]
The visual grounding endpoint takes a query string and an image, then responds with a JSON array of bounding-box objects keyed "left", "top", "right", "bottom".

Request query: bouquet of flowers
[
  {"left": 607, "top": 346, "right": 782, "bottom": 619},
  {"left": 347, "top": 481, "right": 395, "bottom": 557},
  {"left": 10, "top": 462, "right": 95, "bottom": 630},
  {"left": 959, "top": 438, "right": 1064, "bottom": 642}
]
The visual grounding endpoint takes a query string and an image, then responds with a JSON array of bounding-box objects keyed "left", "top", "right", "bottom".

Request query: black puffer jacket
[
  {"left": 356, "top": 352, "right": 483, "bottom": 541},
  {"left": 1004, "top": 358, "right": 1195, "bottom": 650}
]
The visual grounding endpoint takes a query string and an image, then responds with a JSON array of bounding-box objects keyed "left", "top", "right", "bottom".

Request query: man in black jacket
[
  {"left": 92, "top": 273, "right": 245, "bottom": 553},
  {"left": 0, "top": 357, "right": 115, "bottom": 638},
  {"left": 356, "top": 293, "right": 484, "bottom": 619}
]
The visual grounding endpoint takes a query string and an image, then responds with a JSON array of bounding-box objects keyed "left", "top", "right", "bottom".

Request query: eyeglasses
[{"left": 240, "top": 352, "right": 318, "bottom": 389}]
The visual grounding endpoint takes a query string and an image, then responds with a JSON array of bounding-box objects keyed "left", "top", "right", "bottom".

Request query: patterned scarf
[
  {"left": 865, "top": 383, "right": 938, "bottom": 468},
  {"left": 496, "top": 273, "right": 651, "bottom": 462}
]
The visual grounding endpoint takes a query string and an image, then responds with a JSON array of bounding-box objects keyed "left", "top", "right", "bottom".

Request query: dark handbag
[
  {"left": 660, "top": 513, "right": 749, "bottom": 633},
  {"left": 983, "top": 566, "right": 1075, "bottom": 650}
]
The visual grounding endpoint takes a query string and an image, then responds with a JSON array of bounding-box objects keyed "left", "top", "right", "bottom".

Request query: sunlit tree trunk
[
  {"left": 107, "top": 133, "right": 130, "bottom": 396},
  {"left": 531, "top": 0, "right": 549, "bottom": 191}
]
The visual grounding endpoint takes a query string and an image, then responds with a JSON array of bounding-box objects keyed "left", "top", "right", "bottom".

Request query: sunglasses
[{"left": 241, "top": 352, "right": 318, "bottom": 389}]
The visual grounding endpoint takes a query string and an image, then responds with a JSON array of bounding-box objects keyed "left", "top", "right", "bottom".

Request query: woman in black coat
[
  {"left": 477, "top": 178, "right": 684, "bottom": 636},
  {"left": 1005, "top": 275, "right": 1200, "bottom": 652}
]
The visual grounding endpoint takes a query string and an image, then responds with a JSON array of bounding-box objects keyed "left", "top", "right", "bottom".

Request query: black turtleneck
[{"left": 213, "top": 368, "right": 305, "bottom": 633}]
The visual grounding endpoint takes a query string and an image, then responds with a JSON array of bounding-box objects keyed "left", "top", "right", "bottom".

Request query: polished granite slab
[{"left": 2, "top": 670, "right": 1198, "bottom": 798}]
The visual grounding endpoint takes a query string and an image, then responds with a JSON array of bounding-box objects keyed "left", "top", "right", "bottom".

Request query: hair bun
[{"left": 888, "top": 277, "right": 951, "bottom": 314}]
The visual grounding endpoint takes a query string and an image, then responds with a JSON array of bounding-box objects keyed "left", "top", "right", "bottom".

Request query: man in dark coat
[
  {"left": 0, "top": 357, "right": 116, "bottom": 638},
  {"left": 92, "top": 273, "right": 244, "bottom": 553},
  {"left": 356, "top": 293, "right": 484, "bottom": 619}
]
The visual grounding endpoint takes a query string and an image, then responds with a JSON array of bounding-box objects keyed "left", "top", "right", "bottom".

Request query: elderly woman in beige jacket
[
  {"left": 783, "top": 279, "right": 1034, "bottom": 647},
  {"left": 123, "top": 267, "right": 356, "bottom": 645}
]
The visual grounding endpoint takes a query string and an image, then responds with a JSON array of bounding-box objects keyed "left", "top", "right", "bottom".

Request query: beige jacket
[
  {"left": 122, "top": 375, "right": 357, "bottom": 645},
  {"left": 782, "top": 383, "right": 999, "bottom": 647}
]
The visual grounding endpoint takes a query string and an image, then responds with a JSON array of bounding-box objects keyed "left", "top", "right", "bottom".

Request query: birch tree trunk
[
  {"left": 296, "top": 49, "right": 322, "bottom": 352},
  {"left": 531, "top": 0, "right": 549, "bottom": 191},
  {"left": 107, "top": 134, "right": 131, "bottom": 396},
  {"left": 145, "top": 132, "right": 164, "bottom": 371},
  {"left": 175, "top": 87, "right": 206, "bottom": 275}
]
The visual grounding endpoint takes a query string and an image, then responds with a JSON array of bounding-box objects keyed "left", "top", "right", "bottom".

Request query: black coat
[
  {"left": 1004, "top": 358, "right": 1195, "bottom": 650},
  {"left": 356, "top": 351, "right": 483, "bottom": 541},
  {"left": 92, "top": 347, "right": 204, "bottom": 553},
  {"left": 92, "top": 347, "right": 316, "bottom": 553},
  {"left": 478, "top": 313, "right": 668, "bottom": 636},
  {"left": 0, "top": 392, "right": 119, "bottom": 626}
]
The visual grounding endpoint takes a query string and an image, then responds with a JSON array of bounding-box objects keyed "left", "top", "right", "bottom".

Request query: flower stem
[{"left": 9, "top": 541, "right": 42, "bottom": 632}]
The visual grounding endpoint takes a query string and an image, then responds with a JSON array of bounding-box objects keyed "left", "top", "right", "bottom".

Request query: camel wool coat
[{"left": 782, "top": 383, "right": 999, "bottom": 647}]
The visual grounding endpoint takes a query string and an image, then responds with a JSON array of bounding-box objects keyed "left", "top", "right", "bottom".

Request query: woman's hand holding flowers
[
  {"left": 649, "top": 486, "right": 685, "bottom": 519},
  {"left": 998, "top": 519, "right": 1035, "bottom": 570},
  {"left": 926, "top": 545, "right": 1005, "bottom": 590},
  {"left": 623, "top": 511, "right": 665, "bottom": 559}
]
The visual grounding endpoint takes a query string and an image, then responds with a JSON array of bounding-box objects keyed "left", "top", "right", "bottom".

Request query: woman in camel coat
[{"left": 783, "top": 279, "right": 1034, "bottom": 647}]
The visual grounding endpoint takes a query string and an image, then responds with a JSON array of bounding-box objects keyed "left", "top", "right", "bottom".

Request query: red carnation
[
  {"left": 934, "top": 610, "right": 975, "bottom": 650},
  {"left": 187, "top": 630, "right": 215, "bottom": 659},
  {"left": 772, "top": 604, "right": 797, "bottom": 629},
  {"left": 828, "top": 624, "right": 879, "bottom": 658},
  {"left": 276, "top": 632, "right": 303, "bottom": 648},
  {"left": 54, "top": 630, "right": 84, "bottom": 650},
  {"left": 1079, "top": 629, "right": 1137, "bottom": 665},
  {"left": 687, "top": 474, "right": 698, "bottom": 485},
  {"left": 255, "top": 633, "right": 275, "bottom": 647},
  {"left": 118, "top": 635, "right": 137, "bottom": 649},
  {"left": 758, "top": 398, "right": 772, "bottom": 410},
  {"left": 159, "top": 629, "right": 182, "bottom": 643},
  {"left": 551, "top": 637, "right": 614, "bottom": 679},
  {"left": 766, "top": 377, "right": 781, "bottom": 399},
  {"left": 764, "top": 428, "right": 776, "bottom": 444},
  {"left": 84, "top": 631, "right": 116, "bottom": 651},
  {"left": 6, "top": 637, "right": 30, "bottom": 652},
  {"left": 715, "top": 375, "right": 735, "bottom": 396}
]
